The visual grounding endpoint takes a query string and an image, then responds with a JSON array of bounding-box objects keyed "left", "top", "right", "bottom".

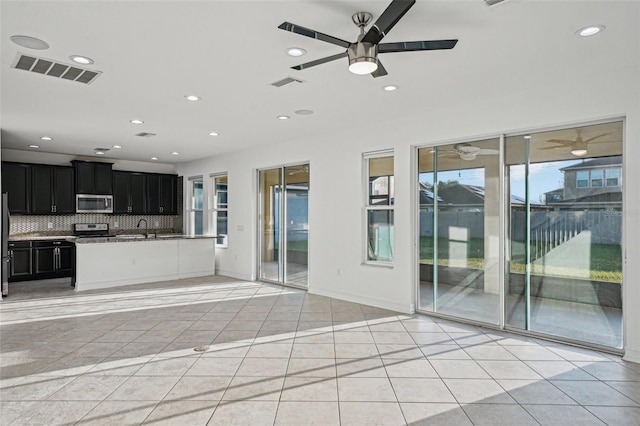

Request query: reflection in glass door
[
  {"left": 418, "top": 139, "right": 501, "bottom": 325},
  {"left": 506, "top": 122, "right": 623, "bottom": 348},
  {"left": 258, "top": 164, "right": 309, "bottom": 287}
]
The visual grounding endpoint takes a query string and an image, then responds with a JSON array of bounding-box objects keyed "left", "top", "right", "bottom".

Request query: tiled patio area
[{"left": 1, "top": 276, "right": 639, "bottom": 425}]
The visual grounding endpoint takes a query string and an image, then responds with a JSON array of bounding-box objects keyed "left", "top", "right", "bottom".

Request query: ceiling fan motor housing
[{"left": 348, "top": 42, "right": 378, "bottom": 73}]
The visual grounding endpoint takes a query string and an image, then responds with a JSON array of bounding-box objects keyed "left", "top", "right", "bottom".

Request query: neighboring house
[
  {"left": 420, "top": 181, "right": 530, "bottom": 211},
  {"left": 545, "top": 156, "right": 622, "bottom": 210}
]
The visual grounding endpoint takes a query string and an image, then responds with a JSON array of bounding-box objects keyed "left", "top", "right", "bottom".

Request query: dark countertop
[{"left": 9, "top": 234, "right": 219, "bottom": 243}]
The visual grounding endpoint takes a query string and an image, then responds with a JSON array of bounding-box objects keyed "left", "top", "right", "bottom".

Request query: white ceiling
[{"left": 0, "top": 1, "right": 635, "bottom": 164}]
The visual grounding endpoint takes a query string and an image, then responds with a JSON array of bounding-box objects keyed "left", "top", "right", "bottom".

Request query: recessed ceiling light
[
  {"left": 287, "top": 47, "right": 307, "bottom": 57},
  {"left": 277, "top": 115, "right": 290, "bottom": 120},
  {"left": 40, "top": 136, "right": 53, "bottom": 141},
  {"left": 150, "top": 157, "right": 158, "bottom": 161},
  {"left": 295, "top": 109, "right": 314, "bottom": 115},
  {"left": 95, "top": 150, "right": 106, "bottom": 155},
  {"left": 28, "top": 144, "right": 40, "bottom": 149},
  {"left": 185, "top": 95, "right": 201, "bottom": 101},
  {"left": 130, "top": 119, "right": 144, "bottom": 124},
  {"left": 70, "top": 55, "right": 94, "bottom": 65},
  {"left": 524, "top": 135, "right": 531, "bottom": 140},
  {"left": 208, "top": 131, "right": 219, "bottom": 136},
  {"left": 576, "top": 25, "right": 605, "bottom": 37},
  {"left": 171, "top": 152, "right": 180, "bottom": 155},
  {"left": 112, "top": 145, "right": 122, "bottom": 149},
  {"left": 383, "top": 85, "right": 398, "bottom": 91},
  {"left": 10, "top": 35, "right": 49, "bottom": 50}
]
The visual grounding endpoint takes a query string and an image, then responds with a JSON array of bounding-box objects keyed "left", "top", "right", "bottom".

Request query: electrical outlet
[
  {"left": 237, "top": 225, "right": 244, "bottom": 231},
  {"left": 113, "top": 221, "right": 119, "bottom": 228},
  {"left": 154, "top": 221, "right": 159, "bottom": 227},
  {"left": 47, "top": 222, "right": 53, "bottom": 229}
]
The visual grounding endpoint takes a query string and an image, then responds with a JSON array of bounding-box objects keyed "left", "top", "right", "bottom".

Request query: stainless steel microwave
[{"left": 76, "top": 194, "right": 113, "bottom": 213}]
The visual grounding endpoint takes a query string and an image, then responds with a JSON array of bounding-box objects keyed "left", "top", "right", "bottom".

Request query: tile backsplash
[{"left": 9, "top": 213, "right": 183, "bottom": 237}]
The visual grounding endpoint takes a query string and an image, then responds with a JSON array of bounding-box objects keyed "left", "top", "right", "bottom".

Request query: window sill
[{"left": 362, "top": 261, "right": 394, "bottom": 269}]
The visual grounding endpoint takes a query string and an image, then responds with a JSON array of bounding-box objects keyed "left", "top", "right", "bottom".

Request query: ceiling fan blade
[
  {"left": 291, "top": 52, "right": 348, "bottom": 70},
  {"left": 361, "top": 0, "right": 416, "bottom": 45},
  {"left": 371, "top": 60, "right": 388, "bottom": 78},
  {"left": 546, "top": 139, "right": 575, "bottom": 146},
  {"left": 477, "top": 148, "right": 499, "bottom": 155},
  {"left": 379, "top": 39, "right": 458, "bottom": 53},
  {"left": 278, "top": 22, "right": 351, "bottom": 48},
  {"left": 583, "top": 133, "right": 610, "bottom": 143}
]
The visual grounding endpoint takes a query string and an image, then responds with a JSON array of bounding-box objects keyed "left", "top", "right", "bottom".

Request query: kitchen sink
[{"left": 114, "top": 234, "right": 146, "bottom": 239}]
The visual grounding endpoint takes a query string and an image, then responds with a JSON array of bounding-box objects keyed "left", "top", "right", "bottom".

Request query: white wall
[{"left": 176, "top": 33, "right": 640, "bottom": 362}]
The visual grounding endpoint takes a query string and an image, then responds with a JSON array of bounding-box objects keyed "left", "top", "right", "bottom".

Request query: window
[
  {"left": 576, "top": 171, "right": 589, "bottom": 188},
  {"left": 364, "top": 152, "right": 394, "bottom": 263},
  {"left": 606, "top": 168, "right": 620, "bottom": 187},
  {"left": 210, "top": 174, "right": 228, "bottom": 246},
  {"left": 187, "top": 177, "right": 204, "bottom": 235},
  {"left": 590, "top": 170, "right": 603, "bottom": 187}
]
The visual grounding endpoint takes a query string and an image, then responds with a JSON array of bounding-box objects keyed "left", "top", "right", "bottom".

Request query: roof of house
[{"left": 561, "top": 156, "right": 622, "bottom": 171}]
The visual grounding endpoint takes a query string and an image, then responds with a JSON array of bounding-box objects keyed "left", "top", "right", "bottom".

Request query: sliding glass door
[
  {"left": 418, "top": 138, "right": 501, "bottom": 325},
  {"left": 258, "top": 164, "right": 309, "bottom": 287},
  {"left": 417, "top": 120, "right": 623, "bottom": 349},
  {"left": 505, "top": 122, "right": 623, "bottom": 348}
]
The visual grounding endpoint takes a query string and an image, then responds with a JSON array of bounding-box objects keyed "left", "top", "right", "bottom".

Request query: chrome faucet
[{"left": 136, "top": 219, "right": 148, "bottom": 238}]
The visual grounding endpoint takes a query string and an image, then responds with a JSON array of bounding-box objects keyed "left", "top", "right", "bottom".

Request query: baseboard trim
[
  {"left": 216, "top": 269, "right": 252, "bottom": 281},
  {"left": 623, "top": 347, "right": 640, "bottom": 364},
  {"left": 309, "top": 286, "right": 413, "bottom": 314}
]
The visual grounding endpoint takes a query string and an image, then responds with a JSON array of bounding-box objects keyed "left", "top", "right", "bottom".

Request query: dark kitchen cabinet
[
  {"left": 8, "top": 241, "right": 32, "bottom": 281},
  {"left": 31, "top": 165, "right": 74, "bottom": 214},
  {"left": 1, "top": 162, "right": 31, "bottom": 213},
  {"left": 113, "top": 171, "right": 146, "bottom": 214},
  {"left": 32, "top": 240, "right": 74, "bottom": 279},
  {"left": 73, "top": 161, "right": 113, "bottom": 195},
  {"left": 146, "top": 174, "right": 177, "bottom": 215}
]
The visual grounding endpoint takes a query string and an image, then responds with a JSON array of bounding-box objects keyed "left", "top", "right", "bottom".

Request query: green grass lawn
[{"left": 419, "top": 236, "right": 622, "bottom": 283}]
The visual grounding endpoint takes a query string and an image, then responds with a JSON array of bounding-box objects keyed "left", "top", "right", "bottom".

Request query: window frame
[
  {"left": 590, "top": 169, "right": 604, "bottom": 188},
  {"left": 209, "top": 173, "right": 228, "bottom": 247},
  {"left": 363, "top": 150, "right": 395, "bottom": 266},
  {"left": 187, "top": 176, "right": 204, "bottom": 236},
  {"left": 576, "top": 170, "right": 589, "bottom": 188},
  {"left": 606, "top": 168, "right": 620, "bottom": 187}
]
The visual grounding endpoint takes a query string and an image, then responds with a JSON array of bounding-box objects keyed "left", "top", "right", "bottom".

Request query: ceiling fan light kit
[
  {"left": 348, "top": 42, "right": 378, "bottom": 74},
  {"left": 278, "top": 0, "right": 457, "bottom": 78}
]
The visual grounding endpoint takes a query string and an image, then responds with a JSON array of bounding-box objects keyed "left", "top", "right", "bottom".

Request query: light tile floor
[{"left": 1, "top": 276, "right": 639, "bottom": 425}]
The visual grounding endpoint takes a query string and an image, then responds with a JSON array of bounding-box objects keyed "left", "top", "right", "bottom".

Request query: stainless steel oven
[{"left": 76, "top": 194, "right": 113, "bottom": 213}]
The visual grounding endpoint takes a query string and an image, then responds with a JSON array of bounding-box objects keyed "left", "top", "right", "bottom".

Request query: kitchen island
[{"left": 74, "top": 236, "right": 216, "bottom": 291}]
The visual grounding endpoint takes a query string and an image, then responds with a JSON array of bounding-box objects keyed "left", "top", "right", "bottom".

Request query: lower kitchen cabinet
[
  {"left": 8, "top": 240, "right": 75, "bottom": 282},
  {"left": 8, "top": 241, "right": 32, "bottom": 281},
  {"left": 32, "top": 241, "right": 75, "bottom": 279}
]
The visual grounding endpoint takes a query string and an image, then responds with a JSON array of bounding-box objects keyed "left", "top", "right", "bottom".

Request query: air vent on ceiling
[
  {"left": 135, "top": 132, "right": 156, "bottom": 137},
  {"left": 95, "top": 147, "right": 110, "bottom": 152},
  {"left": 271, "top": 76, "right": 304, "bottom": 88},
  {"left": 10, "top": 53, "right": 102, "bottom": 84},
  {"left": 484, "top": 0, "right": 520, "bottom": 7}
]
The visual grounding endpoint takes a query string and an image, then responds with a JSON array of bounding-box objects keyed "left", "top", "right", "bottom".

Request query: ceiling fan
[
  {"left": 278, "top": 0, "right": 458, "bottom": 77},
  {"left": 541, "top": 132, "right": 610, "bottom": 157},
  {"left": 442, "top": 144, "right": 499, "bottom": 161}
]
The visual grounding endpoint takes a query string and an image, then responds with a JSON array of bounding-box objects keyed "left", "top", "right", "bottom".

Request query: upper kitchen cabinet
[
  {"left": 1, "top": 162, "right": 31, "bottom": 213},
  {"left": 146, "top": 173, "right": 177, "bottom": 215},
  {"left": 113, "top": 171, "right": 146, "bottom": 214},
  {"left": 72, "top": 161, "right": 113, "bottom": 195},
  {"left": 31, "top": 165, "right": 74, "bottom": 214}
]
